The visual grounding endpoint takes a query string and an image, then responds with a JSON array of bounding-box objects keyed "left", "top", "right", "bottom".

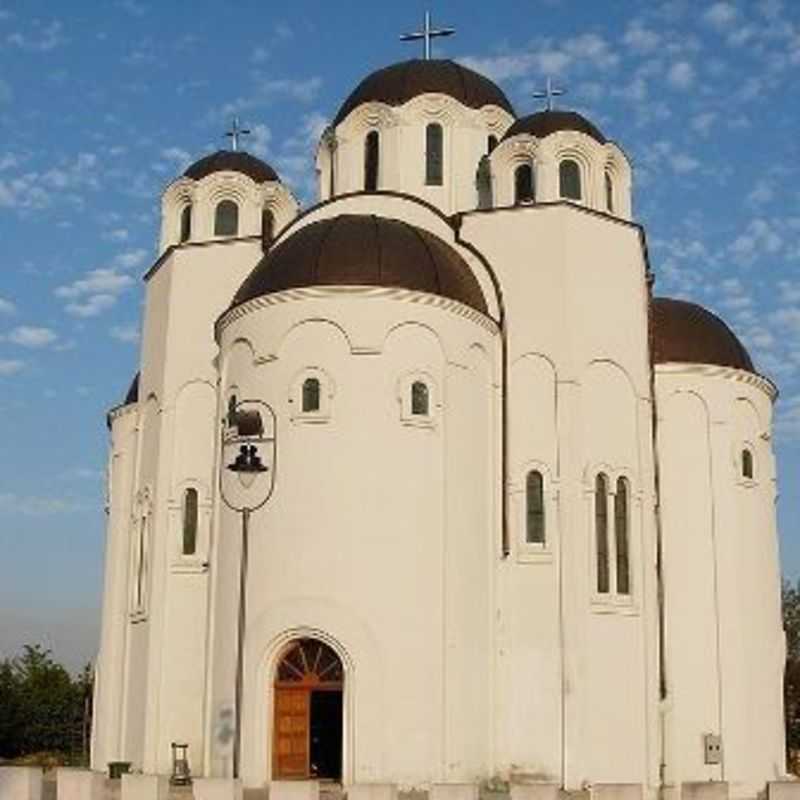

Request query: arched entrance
[{"left": 273, "top": 638, "right": 344, "bottom": 780}]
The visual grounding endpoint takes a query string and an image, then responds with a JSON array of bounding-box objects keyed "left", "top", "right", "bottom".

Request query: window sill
[
  {"left": 291, "top": 412, "right": 331, "bottom": 425},
  {"left": 170, "top": 560, "right": 209, "bottom": 574},
  {"left": 517, "top": 545, "right": 553, "bottom": 564},
  {"left": 590, "top": 595, "right": 639, "bottom": 615}
]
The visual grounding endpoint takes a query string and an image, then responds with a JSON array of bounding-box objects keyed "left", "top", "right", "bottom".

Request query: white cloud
[
  {"left": 691, "top": 112, "right": 717, "bottom": 136},
  {"left": 110, "top": 324, "right": 140, "bottom": 344},
  {"left": 670, "top": 153, "right": 700, "bottom": 173},
  {"left": 729, "top": 219, "right": 783, "bottom": 264},
  {"left": 0, "top": 359, "right": 24, "bottom": 376},
  {"left": 747, "top": 180, "right": 775, "bottom": 208},
  {"left": 65, "top": 294, "right": 117, "bottom": 318},
  {"left": 103, "top": 228, "right": 129, "bottom": 242},
  {"left": 0, "top": 492, "right": 88, "bottom": 515},
  {"left": 0, "top": 297, "right": 14, "bottom": 314},
  {"left": 7, "top": 326, "right": 58, "bottom": 348},
  {"left": 55, "top": 268, "right": 134, "bottom": 300},
  {"left": 623, "top": 22, "right": 661, "bottom": 52},
  {"left": 7, "top": 20, "right": 65, "bottom": 51},
  {"left": 249, "top": 124, "right": 272, "bottom": 159},
  {"left": 114, "top": 248, "right": 148, "bottom": 270},
  {"left": 704, "top": 2, "right": 738, "bottom": 29},
  {"left": 159, "top": 147, "right": 191, "bottom": 173},
  {"left": 667, "top": 60, "right": 695, "bottom": 89}
]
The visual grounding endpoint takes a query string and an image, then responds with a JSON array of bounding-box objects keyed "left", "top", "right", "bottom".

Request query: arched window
[
  {"left": 614, "top": 478, "right": 630, "bottom": 595},
  {"left": 526, "top": 470, "right": 545, "bottom": 544},
  {"left": 214, "top": 200, "right": 239, "bottom": 236},
  {"left": 605, "top": 172, "right": 614, "bottom": 213},
  {"left": 182, "top": 488, "right": 198, "bottom": 556},
  {"left": 302, "top": 378, "right": 321, "bottom": 413},
  {"left": 476, "top": 155, "right": 493, "bottom": 210},
  {"left": 559, "top": 159, "right": 582, "bottom": 201},
  {"left": 364, "top": 130, "right": 379, "bottom": 191},
  {"left": 180, "top": 204, "right": 192, "bottom": 243},
  {"left": 425, "top": 123, "right": 443, "bottom": 186},
  {"left": 487, "top": 134, "right": 498, "bottom": 154},
  {"left": 742, "top": 448, "right": 754, "bottom": 479},
  {"left": 411, "top": 381, "right": 429, "bottom": 416},
  {"left": 262, "top": 208, "right": 274, "bottom": 252},
  {"left": 595, "top": 473, "right": 610, "bottom": 594},
  {"left": 514, "top": 163, "right": 534, "bottom": 204}
]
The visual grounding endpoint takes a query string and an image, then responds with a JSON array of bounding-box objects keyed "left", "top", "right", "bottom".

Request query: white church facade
[{"left": 92, "top": 54, "right": 787, "bottom": 799}]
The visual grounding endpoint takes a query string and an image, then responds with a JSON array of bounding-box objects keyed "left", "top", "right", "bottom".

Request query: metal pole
[{"left": 233, "top": 507, "right": 250, "bottom": 778}]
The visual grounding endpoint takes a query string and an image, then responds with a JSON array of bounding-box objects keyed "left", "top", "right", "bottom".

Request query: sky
[{"left": 0, "top": 0, "right": 799, "bottom": 672}]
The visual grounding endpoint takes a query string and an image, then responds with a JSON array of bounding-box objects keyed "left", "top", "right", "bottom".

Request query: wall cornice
[{"left": 655, "top": 361, "right": 778, "bottom": 401}]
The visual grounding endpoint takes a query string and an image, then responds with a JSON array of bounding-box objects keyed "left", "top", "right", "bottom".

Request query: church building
[{"left": 91, "top": 34, "right": 787, "bottom": 800}]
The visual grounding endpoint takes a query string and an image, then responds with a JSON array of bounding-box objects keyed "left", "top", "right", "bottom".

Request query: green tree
[
  {"left": 783, "top": 579, "right": 800, "bottom": 769},
  {"left": 0, "top": 644, "right": 91, "bottom": 762}
]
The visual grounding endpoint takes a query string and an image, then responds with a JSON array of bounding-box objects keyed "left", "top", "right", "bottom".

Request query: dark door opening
[
  {"left": 273, "top": 639, "right": 344, "bottom": 780},
  {"left": 309, "top": 690, "right": 342, "bottom": 780}
]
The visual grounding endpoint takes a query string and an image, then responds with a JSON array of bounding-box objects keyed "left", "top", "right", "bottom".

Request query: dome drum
[{"left": 159, "top": 152, "right": 299, "bottom": 254}]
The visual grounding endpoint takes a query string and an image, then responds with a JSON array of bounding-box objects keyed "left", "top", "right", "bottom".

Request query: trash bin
[{"left": 108, "top": 761, "right": 131, "bottom": 780}]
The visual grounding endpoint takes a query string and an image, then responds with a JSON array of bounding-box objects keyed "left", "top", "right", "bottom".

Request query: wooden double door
[{"left": 273, "top": 639, "right": 344, "bottom": 780}]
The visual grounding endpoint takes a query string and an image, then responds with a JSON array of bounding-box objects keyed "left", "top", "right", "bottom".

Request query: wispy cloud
[
  {"left": 6, "top": 19, "right": 65, "bottom": 51},
  {"left": 0, "top": 492, "right": 88, "bottom": 515},
  {"left": 110, "top": 324, "right": 140, "bottom": 344},
  {"left": 0, "top": 297, "right": 15, "bottom": 314},
  {"left": 0, "top": 359, "right": 24, "bottom": 376},
  {"left": 5, "top": 326, "right": 58, "bottom": 348}
]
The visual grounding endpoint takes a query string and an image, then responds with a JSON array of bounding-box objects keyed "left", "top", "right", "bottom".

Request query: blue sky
[{"left": 0, "top": 0, "right": 799, "bottom": 671}]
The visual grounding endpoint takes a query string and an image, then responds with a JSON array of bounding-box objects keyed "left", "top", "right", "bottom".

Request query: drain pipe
[{"left": 646, "top": 270, "right": 669, "bottom": 800}]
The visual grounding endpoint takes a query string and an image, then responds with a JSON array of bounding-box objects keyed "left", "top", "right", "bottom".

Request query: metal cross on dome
[
  {"left": 400, "top": 11, "right": 455, "bottom": 60},
  {"left": 532, "top": 77, "right": 566, "bottom": 112},
  {"left": 225, "top": 117, "right": 251, "bottom": 152}
]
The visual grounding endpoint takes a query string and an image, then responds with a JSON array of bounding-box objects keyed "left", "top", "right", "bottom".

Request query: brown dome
[
  {"left": 651, "top": 297, "right": 755, "bottom": 373},
  {"left": 184, "top": 150, "right": 279, "bottom": 183},
  {"left": 502, "top": 110, "right": 606, "bottom": 144},
  {"left": 232, "top": 214, "right": 488, "bottom": 314},
  {"left": 333, "top": 59, "right": 515, "bottom": 126}
]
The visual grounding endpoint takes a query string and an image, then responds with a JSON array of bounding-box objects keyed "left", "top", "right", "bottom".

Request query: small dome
[
  {"left": 183, "top": 150, "right": 280, "bottom": 183},
  {"left": 502, "top": 110, "right": 606, "bottom": 144},
  {"left": 333, "top": 59, "right": 515, "bottom": 126},
  {"left": 651, "top": 297, "right": 755, "bottom": 373},
  {"left": 124, "top": 372, "right": 139, "bottom": 405},
  {"left": 233, "top": 214, "right": 488, "bottom": 314}
]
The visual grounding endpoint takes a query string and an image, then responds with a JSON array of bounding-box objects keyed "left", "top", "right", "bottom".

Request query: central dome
[
  {"left": 333, "top": 59, "right": 515, "bottom": 125},
  {"left": 232, "top": 214, "right": 488, "bottom": 314}
]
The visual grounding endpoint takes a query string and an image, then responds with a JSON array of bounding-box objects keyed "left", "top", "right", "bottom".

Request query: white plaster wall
[
  {"left": 655, "top": 365, "right": 784, "bottom": 799},
  {"left": 459, "top": 204, "right": 658, "bottom": 791},
  {"left": 322, "top": 97, "right": 513, "bottom": 214},
  {"left": 211, "top": 288, "right": 499, "bottom": 787},
  {"left": 93, "top": 405, "right": 140, "bottom": 770}
]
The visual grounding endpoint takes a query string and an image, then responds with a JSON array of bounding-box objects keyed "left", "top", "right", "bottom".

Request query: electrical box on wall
[{"left": 704, "top": 733, "right": 723, "bottom": 765}]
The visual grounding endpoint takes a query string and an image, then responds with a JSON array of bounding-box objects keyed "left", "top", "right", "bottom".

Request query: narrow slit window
[
  {"left": 364, "top": 130, "right": 379, "bottom": 191},
  {"left": 411, "top": 381, "right": 429, "bottom": 416},
  {"left": 742, "top": 448, "right": 754, "bottom": 479},
  {"left": 476, "top": 155, "right": 493, "bottom": 210},
  {"left": 615, "top": 478, "right": 630, "bottom": 595},
  {"left": 487, "top": 134, "right": 498, "bottom": 154},
  {"left": 559, "top": 159, "right": 582, "bottom": 201},
  {"left": 605, "top": 172, "right": 614, "bottom": 212},
  {"left": 526, "top": 470, "right": 545, "bottom": 544},
  {"left": 302, "top": 378, "right": 321, "bottom": 413},
  {"left": 180, "top": 204, "right": 192, "bottom": 243},
  {"left": 134, "top": 516, "right": 147, "bottom": 610},
  {"left": 214, "top": 200, "right": 239, "bottom": 236},
  {"left": 182, "top": 488, "right": 198, "bottom": 556},
  {"left": 425, "top": 123, "right": 443, "bottom": 186},
  {"left": 595, "top": 473, "right": 610, "bottom": 594},
  {"left": 262, "top": 208, "right": 274, "bottom": 251},
  {"left": 514, "top": 163, "right": 534, "bottom": 204}
]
